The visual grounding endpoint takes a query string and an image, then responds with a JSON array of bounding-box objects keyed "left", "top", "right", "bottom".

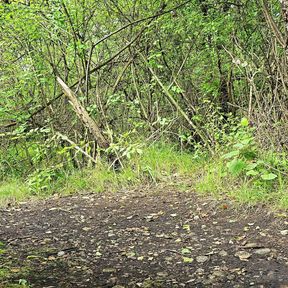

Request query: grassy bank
[{"left": 1, "top": 143, "right": 287, "bottom": 210}]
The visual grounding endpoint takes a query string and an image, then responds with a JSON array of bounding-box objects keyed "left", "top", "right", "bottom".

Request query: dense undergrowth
[{"left": 1, "top": 119, "right": 287, "bottom": 210}]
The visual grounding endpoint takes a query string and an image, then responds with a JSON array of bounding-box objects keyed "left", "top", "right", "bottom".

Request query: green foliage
[
  {"left": 0, "top": 180, "right": 30, "bottom": 205},
  {"left": 0, "top": 241, "right": 5, "bottom": 255},
  {"left": 18, "top": 279, "right": 29, "bottom": 287},
  {"left": 0, "top": 267, "right": 30, "bottom": 288},
  {"left": 106, "top": 138, "right": 143, "bottom": 161},
  {"left": 221, "top": 118, "right": 283, "bottom": 184},
  {"left": 195, "top": 154, "right": 288, "bottom": 209},
  {"left": 0, "top": 143, "right": 201, "bottom": 204},
  {"left": 0, "top": 141, "right": 287, "bottom": 210},
  {"left": 0, "top": 0, "right": 287, "bottom": 210},
  {"left": 26, "top": 166, "right": 62, "bottom": 194},
  {"left": 0, "top": 268, "right": 10, "bottom": 280}
]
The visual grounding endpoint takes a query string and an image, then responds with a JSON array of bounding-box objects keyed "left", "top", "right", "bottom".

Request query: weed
[
  {"left": 0, "top": 141, "right": 287, "bottom": 210},
  {"left": 0, "top": 181, "right": 30, "bottom": 206}
]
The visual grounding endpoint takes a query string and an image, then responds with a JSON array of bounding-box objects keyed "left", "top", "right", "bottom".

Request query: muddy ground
[{"left": 0, "top": 182, "right": 288, "bottom": 287}]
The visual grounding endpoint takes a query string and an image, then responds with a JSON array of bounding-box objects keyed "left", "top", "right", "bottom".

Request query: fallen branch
[
  {"left": 56, "top": 132, "right": 98, "bottom": 165},
  {"left": 57, "top": 77, "right": 110, "bottom": 149}
]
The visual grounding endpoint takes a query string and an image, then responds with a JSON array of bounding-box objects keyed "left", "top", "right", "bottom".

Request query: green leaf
[
  {"left": 242, "top": 150, "right": 257, "bottom": 160},
  {"left": 26, "top": 255, "right": 40, "bottom": 259},
  {"left": 261, "top": 173, "right": 277, "bottom": 181},
  {"left": 222, "top": 150, "right": 239, "bottom": 159},
  {"left": 241, "top": 117, "right": 249, "bottom": 127},
  {"left": 241, "top": 138, "right": 252, "bottom": 145},
  {"left": 245, "top": 163, "right": 257, "bottom": 170},
  {"left": 233, "top": 143, "right": 244, "bottom": 149},
  {"left": 19, "top": 279, "right": 29, "bottom": 286},
  {"left": 181, "top": 248, "right": 191, "bottom": 254},
  {"left": 246, "top": 170, "right": 259, "bottom": 176},
  {"left": 182, "top": 257, "right": 194, "bottom": 263},
  {"left": 182, "top": 224, "right": 190, "bottom": 232},
  {"left": 227, "top": 158, "right": 247, "bottom": 175},
  {"left": 136, "top": 148, "right": 143, "bottom": 155}
]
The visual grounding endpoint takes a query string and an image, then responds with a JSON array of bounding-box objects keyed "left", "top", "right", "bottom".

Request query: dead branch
[{"left": 57, "top": 77, "right": 110, "bottom": 149}]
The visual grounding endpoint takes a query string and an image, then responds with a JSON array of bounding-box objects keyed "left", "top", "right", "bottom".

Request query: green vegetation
[
  {"left": 0, "top": 242, "right": 30, "bottom": 287},
  {"left": 1, "top": 140, "right": 287, "bottom": 209},
  {"left": 0, "top": 267, "right": 30, "bottom": 288},
  {"left": 0, "top": 0, "right": 287, "bottom": 209},
  {"left": 0, "top": 144, "right": 202, "bottom": 203}
]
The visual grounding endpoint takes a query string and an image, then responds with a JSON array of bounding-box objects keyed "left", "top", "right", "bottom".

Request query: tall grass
[
  {"left": 0, "top": 144, "right": 202, "bottom": 205},
  {"left": 0, "top": 143, "right": 287, "bottom": 210}
]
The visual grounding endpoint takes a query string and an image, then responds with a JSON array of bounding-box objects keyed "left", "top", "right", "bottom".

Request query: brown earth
[{"left": 0, "top": 182, "right": 288, "bottom": 288}]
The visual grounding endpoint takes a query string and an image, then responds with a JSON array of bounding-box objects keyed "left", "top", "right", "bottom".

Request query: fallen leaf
[
  {"left": 183, "top": 224, "right": 190, "bottom": 232},
  {"left": 183, "top": 257, "right": 194, "bottom": 263},
  {"left": 240, "top": 243, "right": 263, "bottom": 249},
  {"left": 254, "top": 248, "right": 271, "bottom": 255},
  {"left": 181, "top": 248, "right": 191, "bottom": 254},
  {"left": 196, "top": 256, "right": 209, "bottom": 263},
  {"left": 103, "top": 268, "right": 116, "bottom": 273},
  {"left": 82, "top": 227, "right": 91, "bottom": 232},
  {"left": 235, "top": 251, "right": 251, "bottom": 261},
  {"left": 218, "top": 250, "right": 228, "bottom": 257}
]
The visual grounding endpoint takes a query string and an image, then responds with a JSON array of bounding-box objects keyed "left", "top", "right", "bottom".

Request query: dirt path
[{"left": 0, "top": 183, "right": 288, "bottom": 287}]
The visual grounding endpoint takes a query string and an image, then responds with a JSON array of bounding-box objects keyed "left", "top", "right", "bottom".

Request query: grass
[
  {"left": 0, "top": 268, "right": 10, "bottom": 280},
  {"left": 194, "top": 156, "right": 288, "bottom": 210},
  {"left": 0, "top": 181, "right": 30, "bottom": 206},
  {"left": 0, "top": 242, "right": 30, "bottom": 287},
  {"left": 52, "top": 143, "right": 202, "bottom": 195},
  {"left": 0, "top": 267, "right": 30, "bottom": 288},
  {"left": 0, "top": 142, "right": 287, "bottom": 210}
]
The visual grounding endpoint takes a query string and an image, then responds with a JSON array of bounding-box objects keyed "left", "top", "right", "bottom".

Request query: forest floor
[{"left": 0, "top": 180, "right": 288, "bottom": 288}]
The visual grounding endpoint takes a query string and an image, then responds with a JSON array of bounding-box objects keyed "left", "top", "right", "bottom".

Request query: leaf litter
[{"left": 0, "top": 183, "right": 287, "bottom": 287}]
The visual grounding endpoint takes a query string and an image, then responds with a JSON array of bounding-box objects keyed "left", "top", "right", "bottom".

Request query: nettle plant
[
  {"left": 26, "top": 165, "right": 62, "bottom": 194},
  {"left": 222, "top": 118, "right": 278, "bottom": 182}
]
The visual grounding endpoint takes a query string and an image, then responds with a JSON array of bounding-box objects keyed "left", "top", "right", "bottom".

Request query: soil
[{"left": 0, "top": 182, "right": 288, "bottom": 288}]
